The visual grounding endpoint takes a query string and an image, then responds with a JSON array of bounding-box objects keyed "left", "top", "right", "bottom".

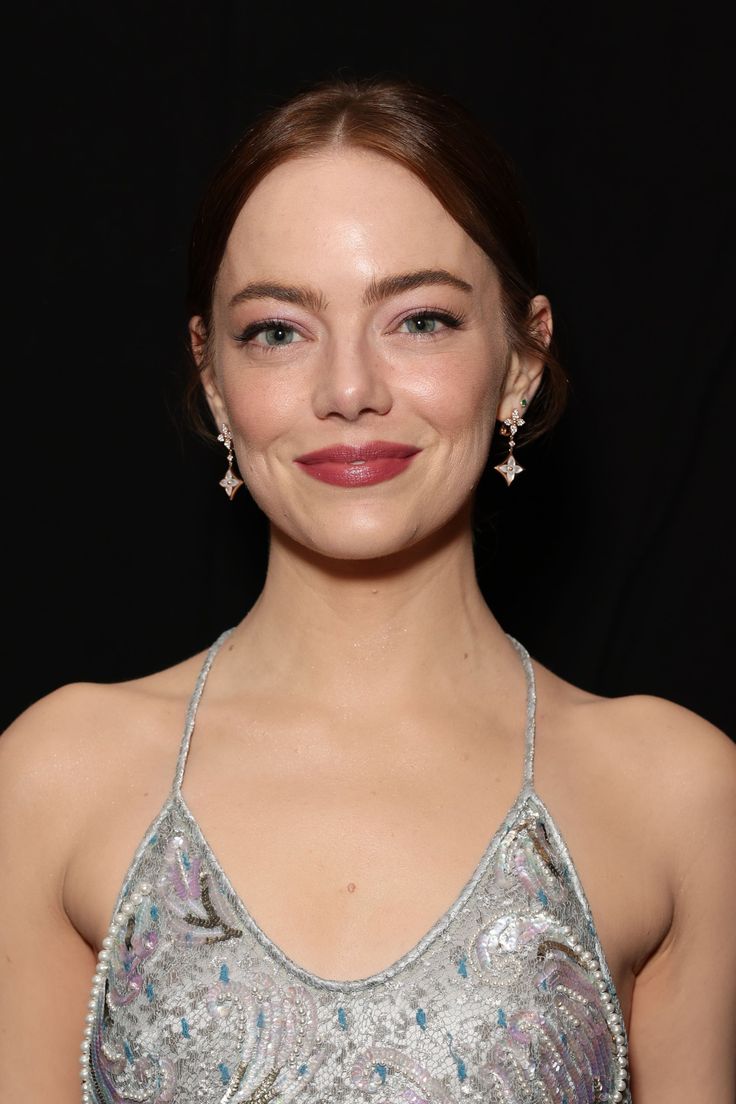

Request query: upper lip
[{"left": 295, "top": 441, "right": 422, "bottom": 464}]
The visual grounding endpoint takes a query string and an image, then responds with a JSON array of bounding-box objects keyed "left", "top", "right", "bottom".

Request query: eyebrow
[
  {"left": 228, "top": 282, "right": 327, "bottom": 313},
  {"left": 362, "top": 269, "right": 473, "bottom": 306},
  {"left": 227, "top": 269, "right": 473, "bottom": 313}
]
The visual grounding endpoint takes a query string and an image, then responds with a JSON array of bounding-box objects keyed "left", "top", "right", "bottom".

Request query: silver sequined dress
[{"left": 81, "top": 630, "right": 631, "bottom": 1103}]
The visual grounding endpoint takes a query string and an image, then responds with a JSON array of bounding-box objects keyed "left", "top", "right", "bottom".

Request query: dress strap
[
  {"left": 506, "top": 634, "right": 537, "bottom": 791},
  {"left": 172, "top": 627, "right": 235, "bottom": 796}
]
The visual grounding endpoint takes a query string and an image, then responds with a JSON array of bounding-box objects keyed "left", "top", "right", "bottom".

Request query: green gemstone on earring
[{"left": 520, "top": 398, "right": 528, "bottom": 407}]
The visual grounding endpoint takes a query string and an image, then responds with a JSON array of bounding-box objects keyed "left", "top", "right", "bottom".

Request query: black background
[{"left": 6, "top": 2, "right": 735, "bottom": 737}]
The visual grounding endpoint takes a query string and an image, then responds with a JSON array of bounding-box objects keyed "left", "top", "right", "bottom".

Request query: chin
[
  {"left": 282, "top": 503, "right": 463, "bottom": 565},
  {"left": 304, "top": 527, "right": 424, "bottom": 563}
]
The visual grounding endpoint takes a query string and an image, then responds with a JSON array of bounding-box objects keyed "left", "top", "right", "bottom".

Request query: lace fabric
[{"left": 81, "top": 630, "right": 631, "bottom": 1103}]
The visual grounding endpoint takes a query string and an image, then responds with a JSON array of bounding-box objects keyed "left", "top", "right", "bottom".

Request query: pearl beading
[
  {"left": 79, "top": 881, "right": 153, "bottom": 1103},
  {"left": 555, "top": 924, "right": 629, "bottom": 1103}
]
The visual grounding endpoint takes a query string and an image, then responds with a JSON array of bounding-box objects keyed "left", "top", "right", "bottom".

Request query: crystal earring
[
  {"left": 494, "top": 402, "right": 526, "bottom": 485},
  {"left": 216, "top": 423, "right": 244, "bottom": 500}
]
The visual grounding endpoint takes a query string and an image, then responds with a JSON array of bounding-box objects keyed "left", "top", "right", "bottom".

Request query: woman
[{"left": 1, "top": 78, "right": 734, "bottom": 1104}]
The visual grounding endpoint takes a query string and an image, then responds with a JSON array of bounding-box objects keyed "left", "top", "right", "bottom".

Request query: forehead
[{"left": 220, "top": 149, "right": 496, "bottom": 291}]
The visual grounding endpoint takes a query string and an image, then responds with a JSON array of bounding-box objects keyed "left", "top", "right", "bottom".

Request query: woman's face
[{"left": 193, "top": 149, "right": 547, "bottom": 561}]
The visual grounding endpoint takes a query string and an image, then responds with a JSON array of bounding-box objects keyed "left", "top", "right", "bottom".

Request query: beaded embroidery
[{"left": 81, "top": 631, "right": 631, "bottom": 1103}]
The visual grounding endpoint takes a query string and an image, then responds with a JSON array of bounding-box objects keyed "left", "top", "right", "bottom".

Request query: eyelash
[
  {"left": 233, "top": 308, "right": 466, "bottom": 351},
  {"left": 398, "top": 308, "right": 466, "bottom": 334}
]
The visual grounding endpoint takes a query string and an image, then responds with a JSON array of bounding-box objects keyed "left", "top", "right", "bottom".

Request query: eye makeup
[
  {"left": 233, "top": 319, "right": 303, "bottom": 349},
  {"left": 233, "top": 307, "right": 467, "bottom": 352},
  {"left": 393, "top": 308, "right": 466, "bottom": 334}
]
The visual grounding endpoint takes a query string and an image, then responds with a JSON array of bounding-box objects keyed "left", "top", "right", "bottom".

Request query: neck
[{"left": 228, "top": 505, "right": 515, "bottom": 712}]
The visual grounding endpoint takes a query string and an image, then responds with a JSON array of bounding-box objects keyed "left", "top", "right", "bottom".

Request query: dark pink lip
[
  {"left": 294, "top": 441, "right": 421, "bottom": 464},
  {"left": 294, "top": 441, "right": 422, "bottom": 488}
]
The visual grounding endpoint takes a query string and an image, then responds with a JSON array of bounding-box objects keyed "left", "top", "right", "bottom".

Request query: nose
[{"left": 310, "top": 335, "right": 393, "bottom": 422}]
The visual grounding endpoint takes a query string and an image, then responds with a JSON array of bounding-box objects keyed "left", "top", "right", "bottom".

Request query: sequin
[{"left": 80, "top": 630, "right": 631, "bottom": 1103}]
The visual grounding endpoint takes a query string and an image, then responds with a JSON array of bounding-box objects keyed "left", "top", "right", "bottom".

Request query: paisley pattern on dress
[
  {"left": 163, "top": 833, "right": 244, "bottom": 945},
  {"left": 81, "top": 631, "right": 631, "bottom": 1103}
]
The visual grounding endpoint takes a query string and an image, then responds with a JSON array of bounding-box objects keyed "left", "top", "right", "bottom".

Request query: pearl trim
[{"left": 79, "top": 881, "right": 152, "bottom": 1094}]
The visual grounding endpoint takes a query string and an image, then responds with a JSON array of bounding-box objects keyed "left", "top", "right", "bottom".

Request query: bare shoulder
[
  {"left": 0, "top": 655, "right": 213, "bottom": 1093},
  {"left": 0, "top": 649, "right": 208, "bottom": 865},
  {"left": 537, "top": 655, "right": 735, "bottom": 798},
  {"left": 585, "top": 690, "right": 735, "bottom": 802},
  {"left": 547, "top": 676, "right": 736, "bottom": 871},
  {"left": 603, "top": 692, "right": 736, "bottom": 863}
]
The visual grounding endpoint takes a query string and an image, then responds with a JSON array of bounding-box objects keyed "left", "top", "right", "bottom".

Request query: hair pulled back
[{"left": 185, "top": 76, "right": 566, "bottom": 440}]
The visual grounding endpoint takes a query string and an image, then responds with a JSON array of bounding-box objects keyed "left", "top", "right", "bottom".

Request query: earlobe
[{"left": 201, "top": 368, "right": 228, "bottom": 431}]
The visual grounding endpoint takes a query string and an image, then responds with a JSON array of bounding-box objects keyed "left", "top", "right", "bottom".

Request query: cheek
[
  {"left": 220, "top": 371, "right": 301, "bottom": 462},
  {"left": 413, "top": 355, "right": 502, "bottom": 450}
]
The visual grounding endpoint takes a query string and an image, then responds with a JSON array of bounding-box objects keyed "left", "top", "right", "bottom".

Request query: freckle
[
  {"left": 463, "top": 652, "right": 469, "bottom": 659},
  {"left": 347, "top": 882, "right": 356, "bottom": 893}
]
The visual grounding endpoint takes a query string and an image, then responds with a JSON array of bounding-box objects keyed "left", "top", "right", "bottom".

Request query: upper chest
[{"left": 65, "top": 691, "right": 670, "bottom": 1021}]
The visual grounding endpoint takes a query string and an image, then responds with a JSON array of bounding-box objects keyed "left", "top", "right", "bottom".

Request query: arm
[
  {"left": 0, "top": 688, "right": 98, "bottom": 1102},
  {"left": 627, "top": 701, "right": 736, "bottom": 1102}
]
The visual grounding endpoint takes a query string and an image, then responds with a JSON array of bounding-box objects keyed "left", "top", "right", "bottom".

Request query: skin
[{"left": 1, "top": 149, "right": 735, "bottom": 1102}]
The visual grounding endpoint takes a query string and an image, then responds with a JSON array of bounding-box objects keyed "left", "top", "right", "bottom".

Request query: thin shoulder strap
[
  {"left": 172, "top": 627, "right": 235, "bottom": 796},
  {"left": 506, "top": 634, "right": 537, "bottom": 791}
]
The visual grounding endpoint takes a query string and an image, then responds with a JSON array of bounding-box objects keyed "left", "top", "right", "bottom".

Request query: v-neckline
[
  {"left": 166, "top": 626, "right": 540, "bottom": 992},
  {"left": 172, "top": 782, "right": 537, "bottom": 993}
]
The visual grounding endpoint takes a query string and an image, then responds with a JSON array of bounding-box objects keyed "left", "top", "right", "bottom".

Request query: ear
[
  {"left": 496, "top": 295, "right": 553, "bottom": 421},
  {"left": 189, "top": 315, "right": 229, "bottom": 431}
]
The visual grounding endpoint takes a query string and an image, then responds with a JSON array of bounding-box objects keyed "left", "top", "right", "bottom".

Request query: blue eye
[
  {"left": 263, "top": 322, "right": 297, "bottom": 344},
  {"left": 399, "top": 310, "right": 464, "bottom": 335},
  {"left": 404, "top": 316, "right": 438, "bottom": 333},
  {"left": 258, "top": 324, "right": 298, "bottom": 346},
  {"left": 235, "top": 320, "right": 302, "bottom": 348}
]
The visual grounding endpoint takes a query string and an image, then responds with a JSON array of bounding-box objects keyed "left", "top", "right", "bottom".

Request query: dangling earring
[
  {"left": 216, "top": 423, "right": 244, "bottom": 500},
  {"left": 494, "top": 400, "right": 527, "bottom": 485}
]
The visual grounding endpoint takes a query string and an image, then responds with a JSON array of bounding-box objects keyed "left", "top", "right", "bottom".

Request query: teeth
[{"left": 348, "top": 459, "right": 367, "bottom": 465}]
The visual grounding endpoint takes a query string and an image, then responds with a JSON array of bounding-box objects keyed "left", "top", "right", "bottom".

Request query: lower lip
[{"left": 294, "top": 455, "right": 419, "bottom": 487}]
